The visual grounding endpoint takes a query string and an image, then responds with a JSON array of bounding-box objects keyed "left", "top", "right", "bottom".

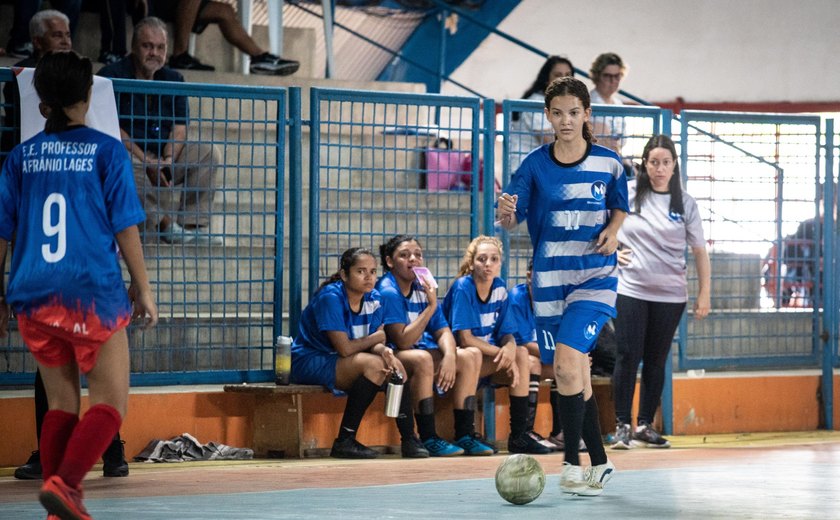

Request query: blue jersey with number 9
[{"left": 0, "top": 126, "right": 145, "bottom": 330}]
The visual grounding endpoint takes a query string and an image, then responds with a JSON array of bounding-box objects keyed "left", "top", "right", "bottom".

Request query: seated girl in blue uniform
[
  {"left": 377, "top": 234, "right": 487, "bottom": 457},
  {"left": 442, "top": 235, "right": 551, "bottom": 455},
  {"left": 290, "top": 247, "right": 419, "bottom": 459}
]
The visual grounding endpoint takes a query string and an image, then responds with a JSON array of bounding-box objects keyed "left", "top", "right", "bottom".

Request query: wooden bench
[{"left": 223, "top": 383, "right": 328, "bottom": 458}]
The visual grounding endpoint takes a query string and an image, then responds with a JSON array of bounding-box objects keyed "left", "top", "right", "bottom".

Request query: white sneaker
[
  {"left": 585, "top": 459, "right": 616, "bottom": 493},
  {"left": 560, "top": 462, "right": 600, "bottom": 496}
]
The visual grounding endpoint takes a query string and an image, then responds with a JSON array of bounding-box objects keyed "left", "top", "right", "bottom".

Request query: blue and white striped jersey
[
  {"left": 505, "top": 142, "right": 629, "bottom": 321},
  {"left": 292, "top": 281, "right": 383, "bottom": 356},
  {"left": 442, "top": 275, "right": 515, "bottom": 346},
  {"left": 376, "top": 271, "right": 448, "bottom": 350}
]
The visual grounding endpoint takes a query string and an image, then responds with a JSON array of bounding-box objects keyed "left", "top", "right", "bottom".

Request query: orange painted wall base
[{"left": 1, "top": 371, "right": 837, "bottom": 468}]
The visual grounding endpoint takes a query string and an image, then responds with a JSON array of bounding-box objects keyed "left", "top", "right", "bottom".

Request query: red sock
[
  {"left": 40, "top": 410, "right": 79, "bottom": 480},
  {"left": 57, "top": 404, "right": 122, "bottom": 488}
]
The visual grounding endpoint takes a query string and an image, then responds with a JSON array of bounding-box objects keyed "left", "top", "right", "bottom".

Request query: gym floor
[{"left": 1, "top": 431, "right": 839, "bottom": 519}]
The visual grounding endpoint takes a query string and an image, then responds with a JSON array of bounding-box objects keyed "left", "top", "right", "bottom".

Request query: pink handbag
[{"left": 424, "top": 138, "right": 470, "bottom": 191}]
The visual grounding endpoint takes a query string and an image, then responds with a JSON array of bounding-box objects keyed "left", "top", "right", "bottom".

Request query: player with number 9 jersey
[{"left": 0, "top": 125, "right": 145, "bottom": 346}]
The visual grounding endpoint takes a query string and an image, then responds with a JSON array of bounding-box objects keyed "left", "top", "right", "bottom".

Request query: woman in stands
[
  {"left": 442, "top": 235, "right": 550, "bottom": 456},
  {"left": 0, "top": 51, "right": 158, "bottom": 519},
  {"left": 610, "top": 135, "right": 711, "bottom": 450},
  {"left": 497, "top": 76, "right": 627, "bottom": 495},
  {"left": 377, "top": 234, "right": 482, "bottom": 457},
  {"left": 291, "top": 247, "right": 419, "bottom": 459},
  {"left": 509, "top": 55, "right": 575, "bottom": 172}
]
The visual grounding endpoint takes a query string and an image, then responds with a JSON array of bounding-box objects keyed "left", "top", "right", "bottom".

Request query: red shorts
[{"left": 18, "top": 312, "right": 129, "bottom": 374}]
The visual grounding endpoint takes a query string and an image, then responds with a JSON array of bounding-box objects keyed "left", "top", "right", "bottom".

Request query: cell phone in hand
[{"left": 412, "top": 266, "right": 438, "bottom": 289}]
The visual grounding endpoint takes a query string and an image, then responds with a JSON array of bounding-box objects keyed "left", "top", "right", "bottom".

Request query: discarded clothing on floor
[{"left": 134, "top": 432, "right": 253, "bottom": 463}]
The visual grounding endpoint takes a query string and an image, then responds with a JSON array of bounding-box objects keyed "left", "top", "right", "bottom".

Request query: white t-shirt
[{"left": 617, "top": 180, "right": 706, "bottom": 302}]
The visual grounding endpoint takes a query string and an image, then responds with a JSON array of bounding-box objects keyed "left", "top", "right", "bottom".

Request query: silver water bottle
[
  {"left": 384, "top": 371, "right": 404, "bottom": 418},
  {"left": 275, "top": 335, "right": 292, "bottom": 385}
]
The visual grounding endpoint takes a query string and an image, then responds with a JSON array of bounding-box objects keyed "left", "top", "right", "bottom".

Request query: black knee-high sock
[
  {"left": 337, "top": 376, "right": 381, "bottom": 441},
  {"left": 549, "top": 383, "right": 563, "bottom": 436},
  {"left": 509, "top": 395, "right": 530, "bottom": 438},
  {"left": 557, "top": 392, "right": 585, "bottom": 465},
  {"left": 582, "top": 396, "right": 607, "bottom": 466},
  {"left": 453, "top": 409, "right": 475, "bottom": 439},
  {"left": 527, "top": 375, "right": 540, "bottom": 431},
  {"left": 395, "top": 383, "right": 415, "bottom": 440}
]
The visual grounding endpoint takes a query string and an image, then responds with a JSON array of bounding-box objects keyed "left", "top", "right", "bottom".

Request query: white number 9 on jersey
[{"left": 42, "top": 193, "right": 66, "bottom": 263}]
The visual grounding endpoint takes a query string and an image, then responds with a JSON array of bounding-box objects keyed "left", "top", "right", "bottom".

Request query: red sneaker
[{"left": 39, "top": 475, "right": 92, "bottom": 520}]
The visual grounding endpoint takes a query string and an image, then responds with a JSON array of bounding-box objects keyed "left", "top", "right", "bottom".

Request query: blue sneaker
[
  {"left": 423, "top": 436, "right": 464, "bottom": 457},
  {"left": 454, "top": 433, "right": 494, "bottom": 456}
]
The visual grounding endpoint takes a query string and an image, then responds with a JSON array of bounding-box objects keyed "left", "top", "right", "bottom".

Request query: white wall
[{"left": 444, "top": 0, "right": 840, "bottom": 104}]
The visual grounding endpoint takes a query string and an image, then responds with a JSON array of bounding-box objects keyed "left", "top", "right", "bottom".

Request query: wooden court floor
[{"left": 1, "top": 431, "right": 839, "bottom": 519}]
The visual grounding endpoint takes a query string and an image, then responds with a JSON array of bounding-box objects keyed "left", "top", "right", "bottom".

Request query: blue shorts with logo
[
  {"left": 535, "top": 302, "right": 612, "bottom": 364},
  {"left": 291, "top": 348, "right": 338, "bottom": 391}
]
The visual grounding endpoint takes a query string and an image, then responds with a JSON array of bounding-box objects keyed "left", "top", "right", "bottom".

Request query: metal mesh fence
[{"left": 306, "top": 88, "right": 486, "bottom": 300}]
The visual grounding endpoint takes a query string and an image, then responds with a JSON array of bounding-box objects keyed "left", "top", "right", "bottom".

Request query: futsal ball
[{"left": 494, "top": 454, "right": 545, "bottom": 505}]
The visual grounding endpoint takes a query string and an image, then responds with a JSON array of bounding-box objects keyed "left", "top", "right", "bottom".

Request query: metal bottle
[{"left": 384, "top": 371, "right": 404, "bottom": 418}]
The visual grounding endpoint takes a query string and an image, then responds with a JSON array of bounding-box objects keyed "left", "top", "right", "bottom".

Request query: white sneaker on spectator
[{"left": 160, "top": 222, "right": 195, "bottom": 244}]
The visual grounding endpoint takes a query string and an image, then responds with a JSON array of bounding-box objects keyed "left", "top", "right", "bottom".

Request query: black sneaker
[
  {"left": 507, "top": 431, "right": 552, "bottom": 454},
  {"left": 169, "top": 52, "right": 215, "bottom": 71},
  {"left": 400, "top": 435, "right": 429, "bottom": 458},
  {"left": 102, "top": 438, "right": 129, "bottom": 477},
  {"left": 249, "top": 53, "right": 299, "bottom": 76},
  {"left": 14, "top": 450, "right": 42, "bottom": 480},
  {"left": 631, "top": 423, "right": 671, "bottom": 448},
  {"left": 330, "top": 437, "right": 378, "bottom": 459}
]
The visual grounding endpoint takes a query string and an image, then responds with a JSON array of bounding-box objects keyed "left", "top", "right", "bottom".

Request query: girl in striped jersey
[
  {"left": 377, "top": 235, "right": 479, "bottom": 457},
  {"left": 497, "top": 76, "right": 628, "bottom": 495},
  {"left": 442, "top": 235, "right": 550, "bottom": 455},
  {"left": 290, "top": 247, "right": 415, "bottom": 459}
]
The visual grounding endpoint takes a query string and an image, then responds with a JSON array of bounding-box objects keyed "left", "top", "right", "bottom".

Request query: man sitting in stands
[{"left": 99, "top": 16, "right": 223, "bottom": 245}]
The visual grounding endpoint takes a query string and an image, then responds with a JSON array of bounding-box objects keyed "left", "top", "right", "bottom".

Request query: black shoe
[
  {"left": 249, "top": 53, "right": 300, "bottom": 76},
  {"left": 169, "top": 52, "right": 215, "bottom": 71},
  {"left": 508, "top": 431, "right": 552, "bottom": 455},
  {"left": 102, "top": 438, "right": 129, "bottom": 477},
  {"left": 14, "top": 450, "right": 42, "bottom": 480},
  {"left": 330, "top": 437, "right": 378, "bottom": 459},
  {"left": 400, "top": 435, "right": 429, "bottom": 458}
]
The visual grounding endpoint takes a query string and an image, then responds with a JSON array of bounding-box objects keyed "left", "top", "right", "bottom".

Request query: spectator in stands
[
  {"left": 507, "top": 260, "right": 589, "bottom": 453},
  {"left": 5, "top": 0, "right": 81, "bottom": 59},
  {"left": 145, "top": 0, "right": 299, "bottom": 75},
  {"left": 2, "top": 10, "right": 73, "bottom": 161},
  {"left": 290, "top": 247, "right": 418, "bottom": 459},
  {"left": 497, "top": 76, "right": 626, "bottom": 495},
  {"left": 0, "top": 50, "right": 157, "bottom": 519},
  {"left": 611, "top": 134, "right": 711, "bottom": 450},
  {"left": 1, "top": 11, "right": 131, "bottom": 481},
  {"left": 442, "top": 235, "right": 551, "bottom": 455},
  {"left": 377, "top": 235, "right": 481, "bottom": 457},
  {"left": 98, "top": 16, "right": 223, "bottom": 245},
  {"left": 509, "top": 55, "right": 574, "bottom": 172},
  {"left": 588, "top": 52, "right": 627, "bottom": 155}
]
